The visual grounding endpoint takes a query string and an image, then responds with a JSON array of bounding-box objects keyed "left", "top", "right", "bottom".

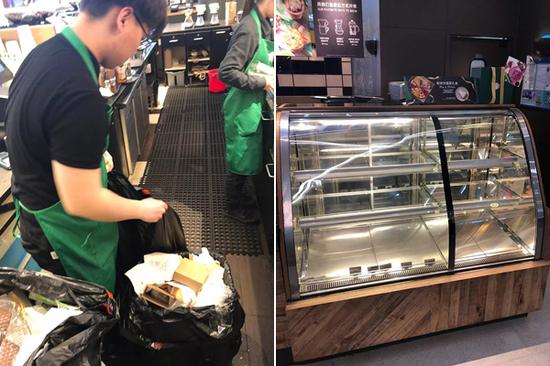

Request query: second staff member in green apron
[
  {"left": 6, "top": 0, "right": 167, "bottom": 293},
  {"left": 219, "top": 0, "right": 274, "bottom": 224}
]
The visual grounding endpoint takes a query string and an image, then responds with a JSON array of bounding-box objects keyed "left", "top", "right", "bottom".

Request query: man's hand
[
  {"left": 103, "top": 151, "right": 114, "bottom": 173},
  {"left": 52, "top": 161, "right": 168, "bottom": 222},
  {"left": 138, "top": 198, "right": 168, "bottom": 223}
]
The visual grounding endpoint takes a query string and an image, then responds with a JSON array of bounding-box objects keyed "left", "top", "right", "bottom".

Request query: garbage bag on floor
[
  {"left": 0, "top": 268, "right": 117, "bottom": 366},
  {"left": 103, "top": 252, "right": 244, "bottom": 366},
  {"left": 107, "top": 171, "right": 187, "bottom": 275}
]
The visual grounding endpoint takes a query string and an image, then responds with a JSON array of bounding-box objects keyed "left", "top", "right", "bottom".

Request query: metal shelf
[
  {"left": 188, "top": 56, "right": 210, "bottom": 63},
  {"left": 165, "top": 66, "right": 187, "bottom": 72},
  {"left": 292, "top": 156, "right": 526, "bottom": 182}
]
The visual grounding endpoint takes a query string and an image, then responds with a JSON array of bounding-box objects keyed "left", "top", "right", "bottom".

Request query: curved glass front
[
  {"left": 283, "top": 110, "right": 539, "bottom": 296},
  {"left": 437, "top": 112, "right": 537, "bottom": 267}
]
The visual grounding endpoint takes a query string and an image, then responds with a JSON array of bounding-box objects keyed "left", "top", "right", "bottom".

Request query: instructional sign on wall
[{"left": 312, "top": 0, "right": 364, "bottom": 57}]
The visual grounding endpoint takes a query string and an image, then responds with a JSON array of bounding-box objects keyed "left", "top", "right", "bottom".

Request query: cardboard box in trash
[
  {"left": 172, "top": 258, "right": 221, "bottom": 293},
  {"left": 142, "top": 284, "right": 178, "bottom": 309}
]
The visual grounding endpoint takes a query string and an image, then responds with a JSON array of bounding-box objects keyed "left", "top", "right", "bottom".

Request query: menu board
[
  {"left": 404, "top": 76, "right": 477, "bottom": 105},
  {"left": 311, "top": 0, "right": 364, "bottom": 57}
]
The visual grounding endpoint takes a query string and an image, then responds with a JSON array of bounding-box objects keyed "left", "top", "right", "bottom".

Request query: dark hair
[
  {"left": 242, "top": 0, "right": 269, "bottom": 17},
  {"left": 242, "top": 0, "right": 255, "bottom": 17},
  {"left": 79, "top": 0, "right": 167, "bottom": 39}
]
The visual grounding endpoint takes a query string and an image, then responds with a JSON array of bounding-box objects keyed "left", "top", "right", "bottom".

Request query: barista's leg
[
  {"left": 225, "top": 172, "right": 259, "bottom": 224},
  {"left": 19, "top": 209, "right": 66, "bottom": 275}
]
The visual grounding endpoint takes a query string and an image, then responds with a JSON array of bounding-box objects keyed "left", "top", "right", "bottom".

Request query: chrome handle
[
  {"left": 168, "top": 39, "right": 179, "bottom": 43},
  {"left": 193, "top": 37, "right": 204, "bottom": 41},
  {"left": 450, "top": 34, "right": 511, "bottom": 42}
]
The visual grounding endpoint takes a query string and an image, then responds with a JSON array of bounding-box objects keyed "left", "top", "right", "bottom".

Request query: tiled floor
[
  {"left": 457, "top": 341, "right": 550, "bottom": 365},
  {"left": 229, "top": 252, "right": 274, "bottom": 366}
]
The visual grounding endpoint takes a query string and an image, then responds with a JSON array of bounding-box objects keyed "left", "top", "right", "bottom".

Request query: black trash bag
[
  {"left": 107, "top": 171, "right": 144, "bottom": 201},
  {"left": 0, "top": 268, "right": 117, "bottom": 366},
  {"left": 147, "top": 207, "right": 187, "bottom": 255},
  {"left": 28, "top": 312, "right": 115, "bottom": 366},
  {"left": 104, "top": 252, "right": 245, "bottom": 366},
  {"left": 107, "top": 171, "right": 187, "bottom": 275}
]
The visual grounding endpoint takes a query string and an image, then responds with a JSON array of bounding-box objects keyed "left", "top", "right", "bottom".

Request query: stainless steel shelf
[
  {"left": 299, "top": 205, "right": 444, "bottom": 229},
  {"left": 301, "top": 217, "right": 449, "bottom": 284},
  {"left": 293, "top": 163, "right": 436, "bottom": 181},
  {"left": 292, "top": 157, "right": 526, "bottom": 182},
  {"left": 298, "top": 194, "right": 534, "bottom": 229}
]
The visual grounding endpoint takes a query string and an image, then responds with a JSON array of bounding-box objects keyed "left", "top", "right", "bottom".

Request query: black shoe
[{"left": 224, "top": 207, "right": 260, "bottom": 224}]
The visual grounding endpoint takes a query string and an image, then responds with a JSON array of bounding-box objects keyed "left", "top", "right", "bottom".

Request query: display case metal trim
[
  {"left": 510, "top": 108, "right": 545, "bottom": 259},
  {"left": 280, "top": 111, "right": 301, "bottom": 299},
  {"left": 432, "top": 116, "right": 456, "bottom": 270},
  {"left": 300, "top": 256, "right": 535, "bottom": 297}
]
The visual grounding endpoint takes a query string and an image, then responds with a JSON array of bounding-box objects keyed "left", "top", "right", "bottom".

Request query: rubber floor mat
[{"left": 140, "top": 87, "right": 262, "bottom": 256}]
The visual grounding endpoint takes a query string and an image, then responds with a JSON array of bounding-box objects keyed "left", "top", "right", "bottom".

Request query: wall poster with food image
[
  {"left": 276, "top": 0, "right": 316, "bottom": 56},
  {"left": 405, "top": 76, "right": 477, "bottom": 105}
]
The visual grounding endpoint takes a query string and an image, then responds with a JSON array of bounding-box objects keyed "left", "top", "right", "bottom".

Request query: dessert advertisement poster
[{"left": 405, "top": 76, "right": 477, "bottom": 104}]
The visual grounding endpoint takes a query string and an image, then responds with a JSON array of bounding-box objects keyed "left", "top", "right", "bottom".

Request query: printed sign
[
  {"left": 312, "top": 0, "right": 364, "bottom": 57},
  {"left": 521, "top": 56, "right": 550, "bottom": 109},
  {"left": 404, "top": 76, "right": 477, "bottom": 105}
]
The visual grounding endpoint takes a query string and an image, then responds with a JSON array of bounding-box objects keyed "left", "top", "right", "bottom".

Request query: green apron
[
  {"left": 14, "top": 27, "right": 118, "bottom": 292},
  {"left": 223, "top": 9, "right": 274, "bottom": 176}
]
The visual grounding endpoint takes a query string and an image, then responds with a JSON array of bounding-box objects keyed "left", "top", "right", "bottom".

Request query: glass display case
[{"left": 278, "top": 106, "right": 545, "bottom": 299}]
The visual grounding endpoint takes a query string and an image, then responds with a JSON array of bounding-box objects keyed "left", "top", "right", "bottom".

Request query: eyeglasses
[{"left": 134, "top": 10, "right": 157, "bottom": 42}]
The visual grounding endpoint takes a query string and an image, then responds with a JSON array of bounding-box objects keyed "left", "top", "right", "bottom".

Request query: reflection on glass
[
  {"left": 289, "top": 115, "right": 449, "bottom": 294},
  {"left": 439, "top": 115, "right": 536, "bottom": 266},
  {"left": 286, "top": 112, "right": 539, "bottom": 296}
]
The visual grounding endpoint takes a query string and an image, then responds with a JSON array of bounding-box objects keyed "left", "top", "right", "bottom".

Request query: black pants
[
  {"left": 19, "top": 208, "right": 66, "bottom": 275},
  {"left": 225, "top": 172, "right": 257, "bottom": 211}
]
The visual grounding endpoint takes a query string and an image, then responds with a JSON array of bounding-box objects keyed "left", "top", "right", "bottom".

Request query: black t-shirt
[{"left": 6, "top": 33, "right": 108, "bottom": 210}]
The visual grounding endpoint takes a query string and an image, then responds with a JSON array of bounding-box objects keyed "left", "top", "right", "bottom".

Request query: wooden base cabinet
[{"left": 282, "top": 261, "right": 549, "bottom": 362}]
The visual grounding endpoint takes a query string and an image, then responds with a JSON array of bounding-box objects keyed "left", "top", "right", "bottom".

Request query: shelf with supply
[{"left": 161, "top": 24, "right": 233, "bottom": 86}]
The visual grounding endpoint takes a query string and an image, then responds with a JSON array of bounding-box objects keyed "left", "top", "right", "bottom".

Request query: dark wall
[
  {"left": 518, "top": 0, "right": 550, "bottom": 59},
  {"left": 517, "top": 1, "right": 550, "bottom": 205},
  {"left": 378, "top": 0, "right": 522, "bottom": 96}
]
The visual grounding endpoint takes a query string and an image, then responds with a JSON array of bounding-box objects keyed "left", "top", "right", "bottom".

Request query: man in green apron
[
  {"left": 219, "top": 0, "right": 274, "bottom": 224},
  {"left": 6, "top": 0, "right": 167, "bottom": 293}
]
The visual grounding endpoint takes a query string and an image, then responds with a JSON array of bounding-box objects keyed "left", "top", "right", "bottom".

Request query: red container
[{"left": 208, "top": 69, "right": 226, "bottom": 93}]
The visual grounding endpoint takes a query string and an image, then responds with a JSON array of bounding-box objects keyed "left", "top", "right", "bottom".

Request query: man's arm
[{"left": 52, "top": 161, "right": 167, "bottom": 223}]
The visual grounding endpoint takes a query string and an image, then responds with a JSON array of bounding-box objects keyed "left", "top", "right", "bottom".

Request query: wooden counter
[{"left": 282, "top": 261, "right": 550, "bottom": 362}]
